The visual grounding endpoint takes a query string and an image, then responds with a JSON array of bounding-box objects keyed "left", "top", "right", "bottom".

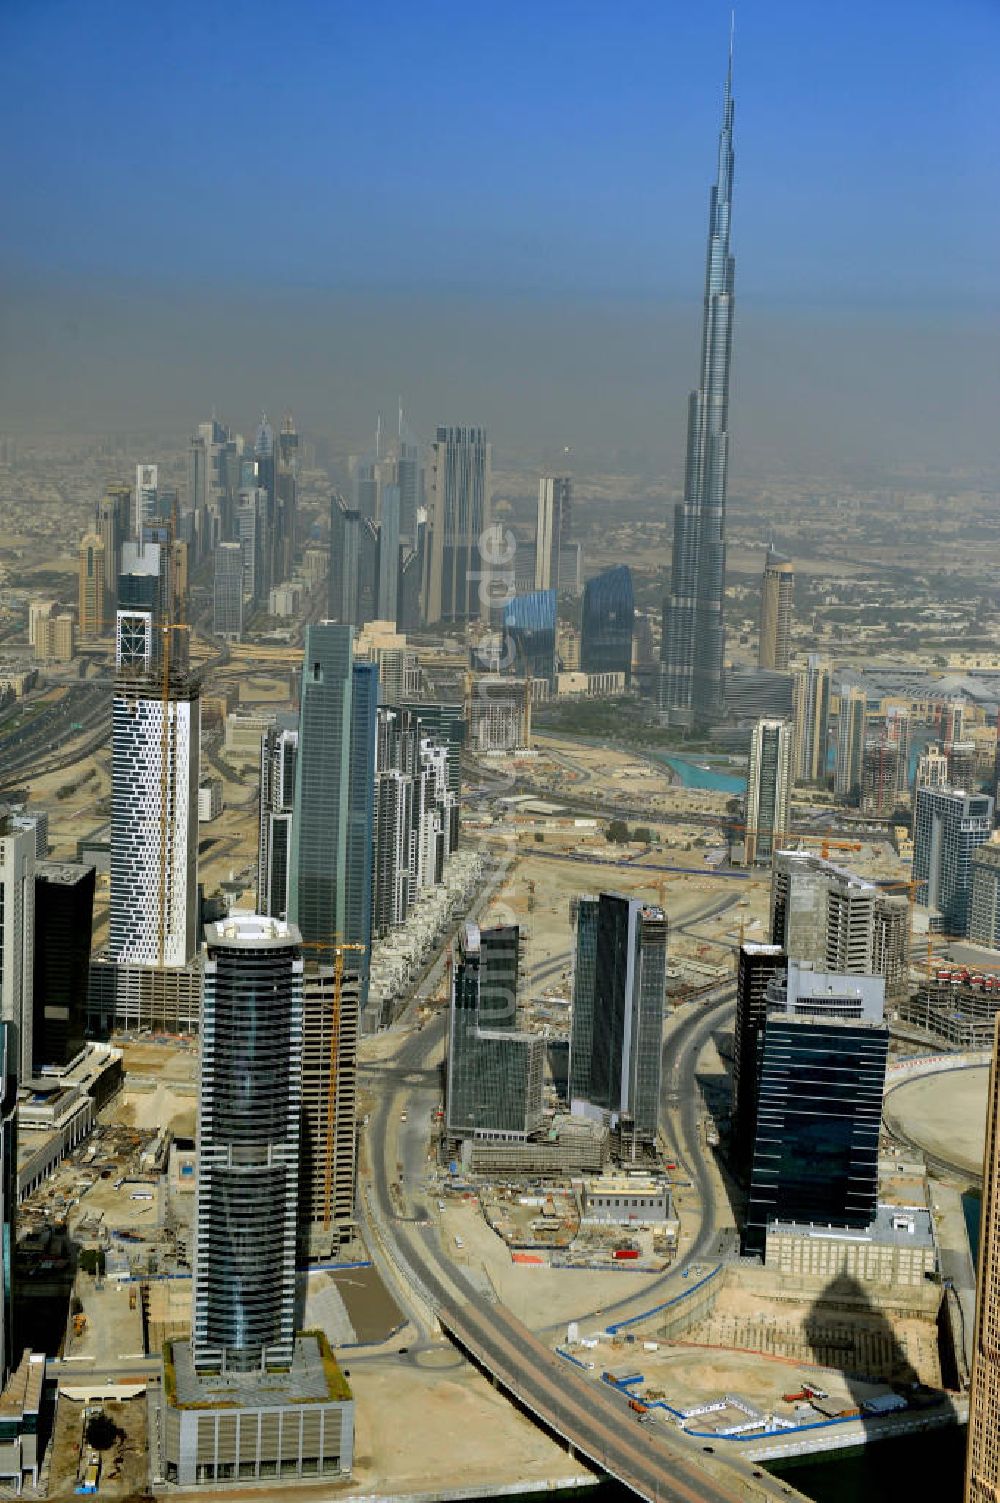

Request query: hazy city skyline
[{"left": 0, "top": 1, "right": 997, "bottom": 472}]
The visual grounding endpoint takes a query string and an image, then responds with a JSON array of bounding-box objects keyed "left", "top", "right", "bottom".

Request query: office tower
[
  {"left": 32, "top": 861, "right": 94, "bottom": 1071},
  {"left": 534, "top": 477, "right": 572, "bottom": 594},
  {"left": 237, "top": 488, "right": 266, "bottom": 605},
  {"left": 659, "top": 44, "right": 735, "bottom": 728},
  {"left": 258, "top": 724, "right": 298, "bottom": 920},
  {"left": 213, "top": 542, "right": 243, "bottom": 640},
  {"left": 377, "top": 483, "right": 401, "bottom": 624},
  {"left": 399, "top": 700, "right": 464, "bottom": 801},
  {"left": 792, "top": 655, "right": 831, "bottom": 783},
  {"left": 580, "top": 566, "right": 634, "bottom": 683},
  {"left": 97, "top": 482, "right": 132, "bottom": 611},
  {"left": 568, "top": 894, "right": 668, "bottom": 1145},
  {"left": 135, "top": 463, "right": 158, "bottom": 537},
  {"left": 300, "top": 962, "right": 360, "bottom": 1253},
  {"left": 913, "top": 785, "right": 994, "bottom": 935},
  {"left": 345, "top": 660, "right": 377, "bottom": 976},
  {"left": 423, "top": 426, "right": 492, "bottom": 625},
  {"left": 479, "top": 923, "right": 520, "bottom": 1029},
  {"left": 372, "top": 769, "right": 412, "bottom": 937},
  {"left": 78, "top": 533, "right": 106, "bottom": 635},
  {"left": 502, "top": 589, "right": 557, "bottom": 687},
  {"left": 969, "top": 845, "right": 1000, "bottom": 951},
  {"left": 10, "top": 807, "right": 48, "bottom": 860},
  {"left": 358, "top": 517, "right": 380, "bottom": 626},
  {"left": 731, "top": 943, "right": 785, "bottom": 1181},
  {"left": 290, "top": 626, "right": 376, "bottom": 990},
  {"left": 193, "top": 915, "right": 303, "bottom": 1374},
  {"left": 860, "top": 735, "right": 900, "bottom": 818},
  {"left": 0, "top": 1024, "right": 14, "bottom": 1385},
  {"left": 276, "top": 411, "right": 299, "bottom": 584},
  {"left": 915, "top": 744, "right": 949, "bottom": 792},
  {"left": 744, "top": 963, "right": 888, "bottom": 1253},
  {"left": 396, "top": 421, "right": 421, "bottom": 543},
  {"left": 834, "top": 684, "right": 867, "bottom": 801},
  {"left": 329, "top": 496, "right": 362, "bottom": 625},
  {"left": 744, "top": 718, "right": 793, "bottom": 866},
  {"left": 253, "top": 417, "right": 278, "bottom": 592},
  {"left": 757, "top": 551, "right": 794, "bottom": 672},
  {"left": 966, "top": 1015, "right": 1000, "bottom": 1501},
  {"left": 446, "top": 923, "right": 544, "bottom": 1140},
  {"left": 0, "top": 813, "right": 35, "bottom": 1081},
  {"left": 109, "top": 669, "right": 200, "bottom": 968}
]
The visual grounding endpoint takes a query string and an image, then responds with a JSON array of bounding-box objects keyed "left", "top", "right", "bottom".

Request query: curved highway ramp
[{"left": 439, "top": 1294, "right": 808, "bottom": 1503}]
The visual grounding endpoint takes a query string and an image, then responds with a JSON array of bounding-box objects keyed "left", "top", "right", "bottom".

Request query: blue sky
[{"left": 1, "top": 0, "right": 996, "bottom": 309}]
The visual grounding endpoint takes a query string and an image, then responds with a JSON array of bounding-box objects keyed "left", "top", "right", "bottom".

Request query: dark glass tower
[
  {"left": 32, "top": 860, "right": 95, "bottom": 1071},
  {"left": 290, "top": 625, "right": 377, "bottom": 998},
  {"left": 744, "top": 1013, "right": 888, "bottom": 1254},
  {"left": 503, "top": 589, "right": 557, "bottom": 687},
  {"left": 580, "top": 566, "right": 634, "bottom": 682},
  {"left": 193, "top": 915, "right": 303, "bottom": 1375},
  {"left": 660, "top": 41, "right": 736, "bottom": 728},
  {"left": 568, "top": 893, "right": 668, "bottom": 1144}
]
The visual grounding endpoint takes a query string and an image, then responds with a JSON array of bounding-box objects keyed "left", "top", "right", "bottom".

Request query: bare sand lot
[{"left": 884, "top": 1066, "right": 989, "bottom": 1178}]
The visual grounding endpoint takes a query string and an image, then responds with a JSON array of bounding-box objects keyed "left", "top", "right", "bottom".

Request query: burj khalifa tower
[{"left": 659, "top": 37, "right": 736, "bottom": 730}]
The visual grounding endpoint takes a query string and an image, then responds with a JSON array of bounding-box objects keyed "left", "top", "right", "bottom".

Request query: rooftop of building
[
  {"left": 774, "top": 848, "right": 876, "bottom": 892},
  {"left": 35, "top": 859, "right": 94, "bottom": 886},
  {"left": 164, "top": 1333, "right": 351, "bottom": 1412},
  {"left": 206, "top": 912, "right": 302, "bottom": 949},
  {"left": 585, "top": 1174, "right": 667, "bottom": 1195},
  {"left": 768, "top": 1203, "right": 934, "bottom": 1250}
]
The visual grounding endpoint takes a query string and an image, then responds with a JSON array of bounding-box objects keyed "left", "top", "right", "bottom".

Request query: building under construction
[
  {"left": 899, "top": 967, "right": 1000, "bottom": 1050},
  {"left": 300, "top": 958, "right": 361, "bottom": 1256}
]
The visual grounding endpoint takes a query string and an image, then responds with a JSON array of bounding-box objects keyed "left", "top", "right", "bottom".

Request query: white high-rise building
[
  {"left": 109, "top": 674, "right": 200, "bottom": 967},
  {"left": 0, "top": 813, "right": 35, "bottom": 1079},
  {"left": 534, "top": 476, "right": 572, "bottom": 594}
]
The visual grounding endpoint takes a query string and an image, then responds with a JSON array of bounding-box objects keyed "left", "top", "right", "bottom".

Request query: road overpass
[{"left": 361, "top": 945, "right": 808, "bottom": 1501}]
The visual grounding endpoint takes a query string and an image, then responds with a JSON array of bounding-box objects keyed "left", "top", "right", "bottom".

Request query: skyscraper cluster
[{"left": 444, "top": 896, "right": 668, "bottom": 1160}]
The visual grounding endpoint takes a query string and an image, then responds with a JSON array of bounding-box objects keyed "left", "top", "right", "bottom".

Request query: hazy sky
[{"left": 1, "top": 0, "right": 997, "bottom": 473}]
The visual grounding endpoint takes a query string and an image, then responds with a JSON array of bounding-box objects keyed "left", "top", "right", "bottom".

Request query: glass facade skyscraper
[
  {"left": 568, "top": 894, "right": 668, "bottom": 1144},
  {"left": 290, "top": 626, "right": 376, "bottom": 996},
  {"left": 580, "top": 566, "right": 634, "bottom": 683},
  {"left": 193, "top": 915, "right": 303, "bottom": 1375},
  {"left": 743, "top": 963, "right": 887, "bottom": 1254},
  {"left": 503, "top": 589, "right": 557, "bottom": 686},
  {"left": 446, "top": 923, "right": 544, "bottom": 1140},
  {"left": 423, "top": 426, "right": 492, "bottom": 625},
  {"left": 913, "top": 785, "right": 994, "bottom": 936},
  {"left": 660, "top": 44, "right": 735, "bottom": 728}
]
